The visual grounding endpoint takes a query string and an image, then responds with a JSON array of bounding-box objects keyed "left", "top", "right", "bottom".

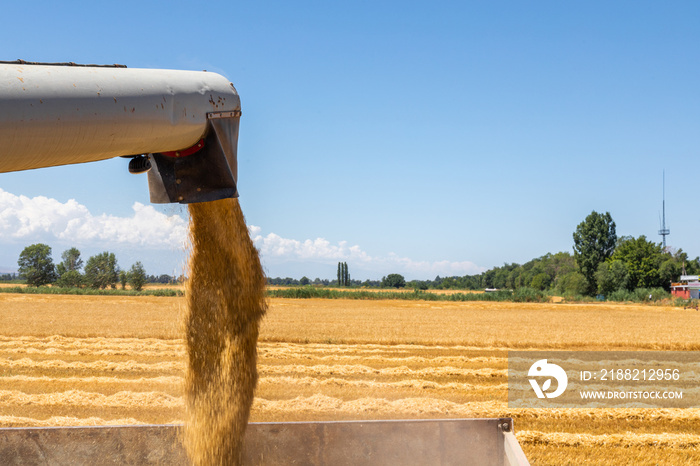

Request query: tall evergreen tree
[{"left": 573, "top": 211, "right": 617, "bottom": 294}]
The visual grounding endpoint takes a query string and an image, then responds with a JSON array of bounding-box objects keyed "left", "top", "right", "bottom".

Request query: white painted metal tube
[{"left": 0, "top": 64, "right": 240, "bottom": 173}]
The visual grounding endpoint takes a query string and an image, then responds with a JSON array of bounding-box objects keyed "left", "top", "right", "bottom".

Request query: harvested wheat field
[{"left": 0, "top": 293, "right": 699, "bottom": 465}]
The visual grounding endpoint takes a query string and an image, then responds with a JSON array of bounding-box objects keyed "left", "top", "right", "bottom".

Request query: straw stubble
[{"left": 183, "top": 199, "right": 267, "bottom": 465}]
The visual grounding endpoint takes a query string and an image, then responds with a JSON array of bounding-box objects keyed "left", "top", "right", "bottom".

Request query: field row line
[
  {"left": 0, "top": 374, "right": 506, "bottom": 392},
  {"left": 0, "top": 347, "right": 184, "bottom": 358},
  {"left": 517, "top": 430, "right": 700, "bottom": 448},
  {"left": 1, "top": 390, "right": 697, "bottom": 422},
  {"left": 0, "top": 375, "right": 182, "bottom": 386},
  {"left": 0, "top": 357, "right": 183, "bottom": 372},
  {"left": 2, "top": 336, "right": 697, "bottom": 353},
  {"left": 261, "top": 338, "right": 700, "bottom": 351},
  {"left": 262, "top": 376, "right": 506, "bottom": 391},
  {"left": 0, "top": 415, "right": 150, "bottom": 428},
  {"left": 253, "top": 394, "right": 700, "bottom": 421},
  {"left": 3, "top": 345, "right": 696, "bottom": 376},
  {"left": 251, "top": 394, "right": 700, "bottom": 421},
  {"left": 0, "top": 335, "right": 514, "bottom": 353},
  {"left": 4, "top": 373, "right": 696, "bottom": 401},
  {"left": 510, "top": 356, "right": 699, "bottom": 370},
  {"left": 259, "top": 354, "right": 505, "bottom": 365},
  {"left": 0, "top": 358, "right": 507, "bottom": 378},
  {"left": 4, "top": 342, "right": 695, "bottom": 373},
  {"left": 510, "top": 382, "right": 700, "bottom": 397},
  {"left": 259, "top": 342, "right": 508, "bottom": 353},
  {"left": 260, "top": 340, "right": 536, "bottom": 352},
  {"left": 0, "top": 389, "right": 180, "bottom": 408},
  {"left": 0, "top": 346, "right": 505, "bottom": 366},
  {"left": 260, "top": 364, "right": 506, "bottom": 378},
  {"left": 0, "top": 335, "right": 182, "bottom": 348}
]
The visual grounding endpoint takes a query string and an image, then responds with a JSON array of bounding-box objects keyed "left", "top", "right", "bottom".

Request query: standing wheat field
[{"left": 0, "top": 293, "right": 698, "bottom": 465}]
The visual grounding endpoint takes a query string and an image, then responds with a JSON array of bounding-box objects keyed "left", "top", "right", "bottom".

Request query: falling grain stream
[{"left": 183, "top": 198, "right": 267, "bottom": 465}]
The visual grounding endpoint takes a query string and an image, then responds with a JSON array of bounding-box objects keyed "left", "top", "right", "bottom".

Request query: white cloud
[
  {"left": 0, "top": 189, "right": 485, "bottom": 279},
  {"left": 250, "top": 232, "right": 370, "bottom": 262},
  {"left": 0, "top": 188, "right": 187, "bottom": 248},
  {"left": 250, "top": 229, "right": 484, "bottom": 278}
]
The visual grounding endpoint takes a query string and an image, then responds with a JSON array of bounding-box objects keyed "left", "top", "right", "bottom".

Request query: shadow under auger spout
[{"left": 0, "top": 61, "right": 240, "bottom": 204}]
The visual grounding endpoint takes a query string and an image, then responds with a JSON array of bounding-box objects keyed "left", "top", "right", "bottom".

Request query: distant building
[{"left": 671, "top": 275, "right": 700, "bottom": 299}]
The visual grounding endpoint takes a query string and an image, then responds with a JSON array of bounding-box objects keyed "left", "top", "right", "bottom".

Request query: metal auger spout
[{"left": 0, "top": 61, "right": 241, "bottom": 204}]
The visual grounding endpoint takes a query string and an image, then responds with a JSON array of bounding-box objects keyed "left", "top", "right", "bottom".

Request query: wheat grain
[{"left": 183, "top": 199, "right": 267, "bottom": 466}]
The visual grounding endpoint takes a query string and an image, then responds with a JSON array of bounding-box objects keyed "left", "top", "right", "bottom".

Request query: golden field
[{"left": 0, "top": 293, "right": 699, "bottom": 465}]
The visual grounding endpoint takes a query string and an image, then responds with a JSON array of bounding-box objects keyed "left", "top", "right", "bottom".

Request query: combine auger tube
[{"left": 0, "top": 61, "right": 241, "bottom": 204}]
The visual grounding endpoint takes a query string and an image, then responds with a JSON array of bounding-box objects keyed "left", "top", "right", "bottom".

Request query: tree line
[
  {"left": 17, "top": 211, "right": 691, "bottom": 299},
  {"left": 267, "top": 211, "right": 698, "bottom": 298},
  {"left": 267, "top": 276, "right": 383, "bottom": 287},
  {"left": 268, "top": 262, "right": 406, "bottom": 289},
  {"left": 411, "top": 212, "right": 697, "bottom": 297},
  {"left": 12, "top": 243, "right": 175, "bottom": 291}
]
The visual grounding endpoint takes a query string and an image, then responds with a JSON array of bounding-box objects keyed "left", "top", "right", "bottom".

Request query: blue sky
[{"left": 1, "top": 1, "right": 698, "bottom": 280}]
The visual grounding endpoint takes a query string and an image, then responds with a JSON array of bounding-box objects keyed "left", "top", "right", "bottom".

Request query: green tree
[
  {"left": 119, "top": 270, "right": 129, "bottom": 290},
  {"left": 299, "top": 276, "right": 310, "bottom": 286},
  {"left": 573, "top": 211, "right": 617, "bottom": 294},
  {"left": 84, "top": 252, "right": 120, "bottom": 289},
  {"left": 17, "top": 243, "right": 57, "bottom": 287},
  {"left": 56, "top": 270, "right": 84, "bottom": 288},
  {"left": 557, "top": 271, "right": 589, "bottom": 296},
  {"left": 410, "top": 280, "right": 429, "bottom": 291},
  {"left": 611, "top": 236, "right": 664, "bottom": 289},
  {"left": 60, "top": 247, "right": 83, "bottom": 272},
  {"left": 683, "top": 256, "right": 700, "bottom": 275},
  {"left": 129, "top": 262, "right": 147, "bottom": 292},
  {"left": 530, "top": 272, "right": 551, "bottom": 291},
  {"left": 337, "top": 262, "right": 349, "bottom": 286},
  {"left": 56, "top": 247, "right": 84, "bottom": 287},
  {"left": 658, "top": 258, "right": 680, "bottom": 291},
  {"left": 594, "top": 259, "right": 629, "bottom": 295},
  {"left": 382, "top": 273, "right": 406, "bottom": 289}
]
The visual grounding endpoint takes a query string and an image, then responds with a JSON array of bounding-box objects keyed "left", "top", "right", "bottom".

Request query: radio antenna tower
[{"left": 658, "top": 170, "right": 670, "bottom": 250}]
